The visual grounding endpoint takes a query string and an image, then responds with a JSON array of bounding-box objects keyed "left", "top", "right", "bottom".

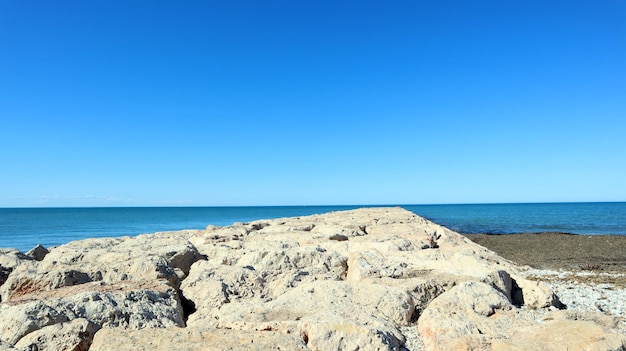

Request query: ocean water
[{"left": 1, "top": 202, "right": 625, "bottom": 252}]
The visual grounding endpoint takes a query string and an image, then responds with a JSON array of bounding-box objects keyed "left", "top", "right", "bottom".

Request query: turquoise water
[{"left": 1, "top": 203, "right": 625, "bottom": 252}]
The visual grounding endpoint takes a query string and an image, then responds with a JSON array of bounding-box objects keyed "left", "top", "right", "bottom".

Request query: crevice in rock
[
  {"left": 410, "top": 282, "right": 449, "bottom": 324},
  {"left": 510, "top": 279, "right": 524, "bottom": 307},
  {"left": 178, "top": 289, "right": 196, "bottom": 323},
  {"left": 329, "top": 234, "right": 349, "bottom": 241},
  {"left": 411, "top": 308, "right": 422, "bottom": 324},
  {"left": 339, "top": 260, "right": 348, "bottom": 280},
  {"left": 245, "top": 222, "right": 270, "bottom": 234},
  {"left": 0, "top": 265, "right": 12, "bottom": 289},
  {"left": 301, "top": 331, "right": 309, "bottom": 345}
]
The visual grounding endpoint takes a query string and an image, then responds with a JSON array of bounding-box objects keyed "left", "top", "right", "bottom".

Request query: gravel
[{"left": 525, "top": 268, "right": 626, "bottom": 332}]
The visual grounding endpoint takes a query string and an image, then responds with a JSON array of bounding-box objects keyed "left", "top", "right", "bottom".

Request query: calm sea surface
[{"left": 1, "top": 203, "right": 625, "bottom": 252}]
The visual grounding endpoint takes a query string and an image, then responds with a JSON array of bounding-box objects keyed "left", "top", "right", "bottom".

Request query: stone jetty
[{"left": 1, "top": 207, "right": 624, "bottom": 350}]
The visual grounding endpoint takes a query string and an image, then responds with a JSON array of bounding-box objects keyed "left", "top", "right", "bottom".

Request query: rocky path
[{"left": 1, "top": 208, "right": 625, "bottom": 350}]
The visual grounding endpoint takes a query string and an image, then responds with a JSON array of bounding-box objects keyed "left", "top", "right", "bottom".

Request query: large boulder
[
  {"left": 13, "top": 318, "right": 98, "bottom": 351},
  {"left": 90, "top": 327, "right": 309, "bottom": 351},
  {"left": 0, "top": 249, "right": 32, "bottom": 297},
  {"left": 202, "top": 280, "right": 413, "bottom": 350},
  {"left": 0, "top": 232, "right": 203, "bottom": 302},
  {"left": 0, "top": 249, "right": 32, "bottom": 270},
  {"left": 491, "top": 316, "right": 626, "bottom": 351},
  {"left": 418, "top": 280, "right": 626, "bottom": 351},
  {"left": 418, "top": 280, "right": 527, "bottom": 350},
  {"left": 0, "top": 279, "right": 183, "bottom": 346}
]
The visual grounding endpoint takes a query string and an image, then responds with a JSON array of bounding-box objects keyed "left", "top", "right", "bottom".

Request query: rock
[
  {"left": 418, "top": 280, "right": 522, "bottom": 350},
  {"left": 0, "top": 249, "right": 32, "bottom": 270},
  {"left": 512, "top": 276, "right": 563, "bottom": 309},
  {"left": 90, "top": 327, "right": 309, "bottom": 351},
  {"left": 14, "top": 318, "right": 98, "bottom": 351},
  {"left": 0, "top": 249, "right": 33, "bottom": 301},
  {"left": 207, "top": 280, "right": 413, "bottom": 347},
  {"left": 25, "top": 244, "right": 49, "bottom": 261},
  {"left": 418, "top": 280, "right": 625, "bottom": 350},
  {"left": 1, "top": 234, "right": 202, "bottom": 301},
  {"left": 485, "top": 269, "right": 513, "bottom": 302},
  {"left": 491, "top": 312, "right": 626, "bottom": 351},
  {"left": 0, "top": 341, "right": 17, "bottom": 351},
  {"left": 0, "top": 280, "right": 183, "bottom": 345}
]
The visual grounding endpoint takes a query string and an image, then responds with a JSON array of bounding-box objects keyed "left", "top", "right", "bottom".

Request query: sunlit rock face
[{"left": 1, "top": 207, "right": 624, "bottom": 351}]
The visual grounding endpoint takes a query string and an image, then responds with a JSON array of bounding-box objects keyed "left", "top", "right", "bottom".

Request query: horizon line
[{"left": 1, "top": 200, "right": 625, "bottom": 209}]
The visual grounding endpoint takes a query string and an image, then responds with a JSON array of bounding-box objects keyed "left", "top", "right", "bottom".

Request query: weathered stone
[
  {"left": 491, "top": 312, "right": 626, "bottom": 351},
  {"left": 1, "top": 207, "right": 624, "bottom": 350},
  {"left": 417, "top": 279, "right": 624, "bottom": 350},
  {"left": 418, "top": 280, "right": 521, "bottom": 350},
  {"left": 0, "top": 280, "right": 183, "bottom": 345},
  {"left": 0, "top": 249, "right": 33, "bottom": 302},
  {"left": 1, "top": 234, "right": 202, "bottom": 301},
  {"left": 14, "top": 318, "right": 98, "bottom": 351},
  {"left": 0, "top": 249, "right": 32, "bottom": 270},
  {"left": 512, "top": 277, "right": 563, "bottom": 309},
  {"left": 25, "top": 244, "right": 49, "bottom": 261},
  {"left": 90, "top": 327, "right": 309, "bottom": 351},
  {"left": 208, "top": 280, "right": 411, "bottom": 350},
  {"left": 0, "top": 340, "right": 17, "bottom": 351},
  {"left": 484, "top": 269, "right": 513, "bottom": 301}
]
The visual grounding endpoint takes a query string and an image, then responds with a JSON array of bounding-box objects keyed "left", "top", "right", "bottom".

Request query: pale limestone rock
[
  {"left": 200, "top": 281, "right": 412, "bottom": 350},
  {"left": 303, "top": 321, "right": 403, "bottom": 351},
  {"left": 0, "top": 249, "right": 32, "bottom": 295},
  {"left": 418, "top": 281, "right": 520, "bottom": 350},
  {"left": 512, "top": 277, "right": 562, "bottom": 309},
  {"left": 0, "top": 250, "right": 34, "bottom": 303},
  {"left": 418, "top": 280, "right": 523, "bottom": 350},
  {"left": 183, "top": 207, "right": 624, "bottom": 349},
  {"left": 0, "top": 280, "right": 183, "bottom": 345},
  {"left": 90, "top": 327, "right": 309, "bottom": 351},
  {"left": 14, "top": 318, "right": 98, "bottom": 351},
  {"left": 0, "top": 341, "right": 17, "bottom": 351},
  {"left": 1, "top": 207, "right": 624, "bottom": 350},
  {"left": 417, "top": 279, "right": 625, "bottom": 350},
  {"left": 484, "top": 270, "right": 513, "bottom": 302},
  {"left": 491, "top": 312, "right": 626, "bottom": 351},
  {"left": 0, "top": 249, "right": 32, "bottom": 270},
  {"left": 1, "top": 234, "right": 202, "bottom": 301},
  {"left": 180, "top": 261, "right": 269, "bottom": 327}
]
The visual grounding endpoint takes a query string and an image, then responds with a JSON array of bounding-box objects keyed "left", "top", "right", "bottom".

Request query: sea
[{"left": 1, "top": 202, "right": 625, "bottom": 252}]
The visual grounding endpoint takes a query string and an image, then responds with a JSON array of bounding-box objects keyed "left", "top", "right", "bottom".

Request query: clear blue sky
[{"left": 1, "top": 1, "right": 625, "bottom": 207}]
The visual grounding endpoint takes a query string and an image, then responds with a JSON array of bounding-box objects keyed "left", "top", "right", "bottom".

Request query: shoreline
[
  {"left": 462, "top": 231, "right": 626, "bottom": 275},
  {"left": 463, "top": 231, "right": 626, "bottom": 336}
]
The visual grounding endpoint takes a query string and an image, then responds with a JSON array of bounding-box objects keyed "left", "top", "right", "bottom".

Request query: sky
[{"left": 1, "top": 1, "right": 625, "bottom": 207}]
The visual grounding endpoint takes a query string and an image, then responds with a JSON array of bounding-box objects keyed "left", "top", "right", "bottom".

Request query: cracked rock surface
[{"left": 1, "top": 208, "right": 624, "bottom": 350}]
